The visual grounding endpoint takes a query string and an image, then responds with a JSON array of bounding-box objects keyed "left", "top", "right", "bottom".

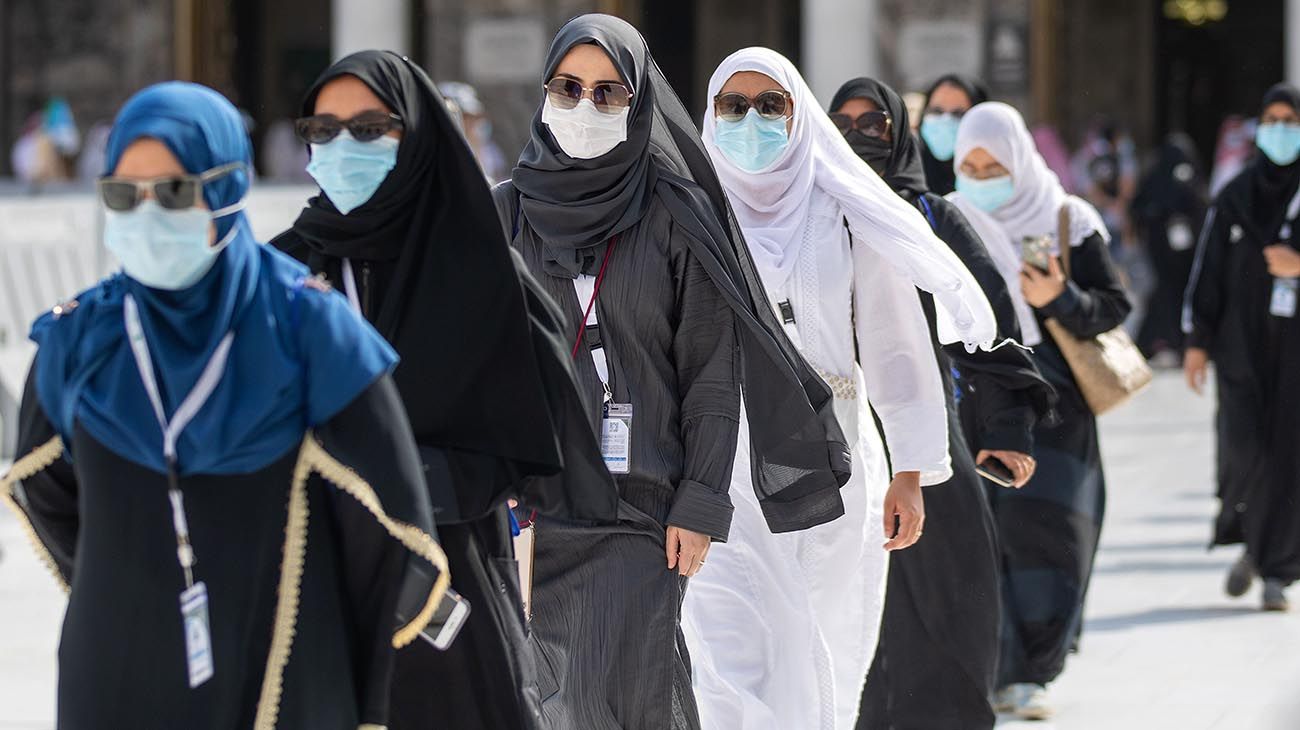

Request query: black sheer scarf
[
  {"left": 830, "top": 77, "right": 929, "bottom": 198},
  {"left": 920, "top": 73, "right": 989, "bottom": 195},
  {"left": 273, "top": 51, "right": 615, "bottom": 524},
  {"left": 512, "top": 14, "right": 852, "bottom": 532}
]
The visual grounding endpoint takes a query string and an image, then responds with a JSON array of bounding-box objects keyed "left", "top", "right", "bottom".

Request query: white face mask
[{"left": 542, "top": 97, "right": 629, "bottom": 159}]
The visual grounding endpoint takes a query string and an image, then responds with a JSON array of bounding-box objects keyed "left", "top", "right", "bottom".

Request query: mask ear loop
[{"left": 202, "top": 162, "right": 250, "bottom": 252}]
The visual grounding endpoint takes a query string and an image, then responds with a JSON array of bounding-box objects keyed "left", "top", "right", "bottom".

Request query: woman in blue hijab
[{"left": 1, "top": 82, "right": 449, "bottom": 729}]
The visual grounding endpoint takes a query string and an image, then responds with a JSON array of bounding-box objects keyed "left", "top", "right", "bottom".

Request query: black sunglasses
[
  {"left": 98, "top": 162, "right": 243, "bottom": 212},
  {"left": 713, "top": 90, "right": 792, "bottom": 123},
  {"left": 829, "top": 111, "right": 891, "bottom": 139},
  {"left": 544, "top": 78, "right": 633, "bottom": 114},
  {"left": 294, "top": 111, "right": 404, "bottom": 144}
]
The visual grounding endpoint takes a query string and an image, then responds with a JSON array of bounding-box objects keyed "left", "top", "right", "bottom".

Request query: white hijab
[
  {"left": 947, "top": 101, "right": 1110, "bottom": 345},
  {"left": 951, "top": 101, "right": 1109, "bottom": 249},
  {"left": 701, "top": 47, "right": 997, "bottom": 351}
]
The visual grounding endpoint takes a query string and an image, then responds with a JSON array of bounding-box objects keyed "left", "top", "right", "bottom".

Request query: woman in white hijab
[
  {"left": 947, "top": 101, "right": 1130, "bottom": 721},
  {"left": 680, "top": 47, "right": 997, "bottom": 730}
]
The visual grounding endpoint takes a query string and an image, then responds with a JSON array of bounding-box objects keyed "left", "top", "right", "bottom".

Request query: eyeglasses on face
[
  {"left": 294, "top": 111, "right": 404, "bottom": 144},
  {"left": 98, "top": 162, "right": 243, "bottom": 212},
  {"left": 544, "top": 77, "right": 634, "bottom": 114},
  {"left": 829, "top": 110, "right": 891, "bottom": 138},
  {"left": 713, "top": 90, "right": 792, "bottom": 123}
]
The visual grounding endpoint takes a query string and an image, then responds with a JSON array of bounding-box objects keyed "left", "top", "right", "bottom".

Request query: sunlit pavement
[{"left": 1, "top": 372, "right": 1298, "bottom": 728}]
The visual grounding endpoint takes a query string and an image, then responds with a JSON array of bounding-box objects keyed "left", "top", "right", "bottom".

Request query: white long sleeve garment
[{"left": 780, "top": 193, "right": 952, "bottom": 485}]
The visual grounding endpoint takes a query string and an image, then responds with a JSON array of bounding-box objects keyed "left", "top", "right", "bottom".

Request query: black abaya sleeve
[
  {"left": 314, "top": 374, "right": 439, "bottom": 728},
  {"left": 668, "top": 232, "right": 741, "bottom": 542},
  {"left": 8, "top": 359, "right": 79, "bottom": 585},
  {"left": 1184, "top": 205, "right": 1228, "bottom": 351},
  {"left": 1037, "top": 232, "right": 1133, "bottom": 339}
]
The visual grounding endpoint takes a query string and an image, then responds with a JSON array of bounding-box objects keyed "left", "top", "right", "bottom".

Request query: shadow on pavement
[{"left": 1084, "top": 605, "right": 1258, "bottom": 632}]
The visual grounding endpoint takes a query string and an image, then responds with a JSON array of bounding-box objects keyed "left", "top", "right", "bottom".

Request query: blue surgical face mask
[
  {"left": 714, "top": 109, "right": 790, "bottom": 173},
  {"left": 305, "top": 130, "right": 400, "bottom": 214},
  {"left": 920, "top": 113, "right": 961, "bottom": 161},
  {"left": 104, "top": 198, "right": 244, "bottom": 291},
  {"left": 1256, "top": 122, "right": 1300, "bottom": 166},
  {"left": 956, "top": 173, "right": 1015, "bottom": 213}
]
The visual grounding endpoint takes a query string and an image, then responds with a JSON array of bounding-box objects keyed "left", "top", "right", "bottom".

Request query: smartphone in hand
[{"left": 976, "top": 456, "right": 1016, "bottom": 488}]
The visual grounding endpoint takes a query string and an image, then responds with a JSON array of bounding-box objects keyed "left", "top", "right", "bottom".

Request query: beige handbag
[{"left": 1041, "top": 207, "right": 1152, "bottom": 415}]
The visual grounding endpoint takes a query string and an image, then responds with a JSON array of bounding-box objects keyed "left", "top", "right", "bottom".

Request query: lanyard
[
  {"left": 571, "top": 236, "right": 619, "bottom": 359},
  {"left": 340, "top": 258, "right": 362, "bottom": 314},
  {"left": 123, "top": 294, "right": 235, "bottom": 588}
]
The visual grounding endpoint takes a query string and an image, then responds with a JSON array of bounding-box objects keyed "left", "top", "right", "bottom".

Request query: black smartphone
[{"left": 976, "top": 456, "right": 1016, "bottom": 488}]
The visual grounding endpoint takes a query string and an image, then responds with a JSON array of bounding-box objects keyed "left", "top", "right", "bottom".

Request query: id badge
[
  {"left": 601, "top": 403, "right": 633, "bottom": 475},
  {"left": 1271, "top": 278, "right": 1298, "bottom": 318},
  {"left": 180, "top": 581, "right": 214, "bottom": 688}
]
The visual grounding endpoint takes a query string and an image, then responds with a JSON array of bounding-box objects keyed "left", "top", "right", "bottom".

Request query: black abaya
[
  {"left": 994, "top": 232, "right": 1128, "bottom": 687},
  {"left": 833, "top": 79, "right": 1052, "bottom": 729},
  {"left": 1186, "top": 142, "right": 1300, "bottom": 582},
  {"left": 6, "top": 370, "right": 443, "bottom": 729}
]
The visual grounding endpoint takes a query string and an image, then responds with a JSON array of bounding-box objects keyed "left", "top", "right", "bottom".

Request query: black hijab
[
  {"left": 1219, "top": 82, "right": 1300, "bottom": 243},
  {"left": 274, "top": 51, "right": 614, "bottom": 523},
  {"left": 1131, "top": 132, "right": 1205, "bottom": 223},
  {"left": 510, "top": 14, "right": 852, "bottom": 533},
  {"left": 920, "top": 73, "right": 989, "bottom": 195},
  {"left": 512, "top": 20, "right": 658, "bottom": 276},
  {"left": 830, "top": 77, "right": 928, "bottom": 197}
]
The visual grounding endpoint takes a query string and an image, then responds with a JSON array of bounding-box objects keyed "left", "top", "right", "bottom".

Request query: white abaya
[{"left": 682, "top": 194, "right": 951, "bottom": 730}]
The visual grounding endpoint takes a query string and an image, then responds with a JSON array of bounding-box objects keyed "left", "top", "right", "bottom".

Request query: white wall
[
  {"left": 801, "top": 0, "right": 879, "bottom": 104},
  {"left": 332, "top": 0, "right": 410, "bottom": 60}
]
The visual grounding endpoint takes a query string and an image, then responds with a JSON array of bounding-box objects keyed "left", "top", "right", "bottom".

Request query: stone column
[
  {"left": 1288, "top": 0, "right": 1300, "bottom": 86},
  {"left": 801, "top": 0, "right": 878, "bottom": 103},
  {"left": 332, "top": 0, "right": 409, "bottom": 60}
]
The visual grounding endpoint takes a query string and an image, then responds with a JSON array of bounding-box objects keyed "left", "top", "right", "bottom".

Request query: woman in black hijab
[
  {"left": 919, "top": 73, "right": 990, "bottom": 195},
  {"left": 1185, "top": 83, "right": 1300, "bottom": 612},
  {"left": 273, "top": 51, "right": 616, "bottom": 730},
  {"left": 493, "top": 14, "right": 851, "bottom": 730},
  {"left": 830, "top": 77, "right": 1054, "bottom": 730},
  {"left": 1132, "top": 133, "right": 1207, "bottom": 361}
]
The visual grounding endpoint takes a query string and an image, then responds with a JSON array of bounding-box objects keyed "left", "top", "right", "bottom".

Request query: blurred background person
[
  {"left": 1184, "top": 83, "right": 1300, "bottom": 613},
  {"left": 1209, "top": 115, "right": 1257, "bottom": 197},
  {"left": 1131, "top": 132, "right": 1206, "bottom": 364},
  {"left": 919, "top": 74, "right": 989, "bottom": 196},
  {"left": 1071, "top": 116, "right": 1139, "bottom": 249},
  {"left": 950, "top": 101, "right": 1131, "bottom": 721},
  {"left": 439, "top": 81, "right": 509, "bottom": 183}
]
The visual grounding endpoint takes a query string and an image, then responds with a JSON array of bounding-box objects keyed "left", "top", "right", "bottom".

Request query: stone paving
[{"left": 1, "top": 372, "right": 1297, "bottom": 728}]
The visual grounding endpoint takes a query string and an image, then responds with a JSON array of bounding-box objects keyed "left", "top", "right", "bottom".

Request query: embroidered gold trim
[
  {"left": 253, "top": 433, "right": 450, "bottom": 729},
  {"left": 298, "top": 435, "right": 450, "bottom": 648},
  {"left": 0, "top": 437, "right": 71, "bottom": 592},
  {"left": 251, "top": 437, "right": 311, "bottom": 730}
]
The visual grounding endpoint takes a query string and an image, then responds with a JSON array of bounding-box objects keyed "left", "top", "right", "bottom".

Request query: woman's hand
[
  {"left": 883, "top": 471, "right": 925, "bottom": 551},
  {"left": 1184, "top": 347, "right": 1209, "bottom": 395},
  {"left": 1020, "top": 256, "right": 1068, "bottom": 308},
  {"left": 975, "top": 449, "right": 1036, "bottom": 488},
  {"left": 1264, "top": 245, "right": 1300, "bottom": 278},
  {"left": 666, "top": 526, "right": 711, "bottom": 577}
]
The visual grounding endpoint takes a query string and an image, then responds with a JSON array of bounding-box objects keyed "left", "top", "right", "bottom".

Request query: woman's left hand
[
  {"left": 1020, "top": 256, "right": 1068, "bottom": 308},
  {"left": 882, "top": 471, "right": 925, "bottom": 551}
]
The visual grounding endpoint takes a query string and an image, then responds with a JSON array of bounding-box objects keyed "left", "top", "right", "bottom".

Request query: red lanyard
[{"left": 571, "top": 235, "right": 620, "bottom": 359}]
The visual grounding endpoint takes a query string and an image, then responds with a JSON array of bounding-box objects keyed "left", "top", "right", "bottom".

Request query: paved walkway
[{"left": 1, "top": 372, "right": 1297, "bottom": 728}]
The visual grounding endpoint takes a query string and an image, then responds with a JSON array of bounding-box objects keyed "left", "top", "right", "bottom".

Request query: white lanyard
[
  {"left": 123, "top": 294, "right": 235, "bottom": 587},
  {"left": 341, "top": 258, "right": 362, "bottom": 314}
]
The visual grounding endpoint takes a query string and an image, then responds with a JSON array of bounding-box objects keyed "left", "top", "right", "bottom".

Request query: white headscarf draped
[
  {"left": 951, "top": 101, "right": 1109, "bottom": 249},
  {"left": 946, "top": 101, "right": 1111, "bottom": 345},
  {"left": 701, "top": 47, "right": 997, "bottom": 351}
]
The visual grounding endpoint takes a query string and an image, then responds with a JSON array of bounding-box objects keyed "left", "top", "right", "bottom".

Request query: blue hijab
[{"left": 31, "top": 82, "right": 397, "bottom": 475}]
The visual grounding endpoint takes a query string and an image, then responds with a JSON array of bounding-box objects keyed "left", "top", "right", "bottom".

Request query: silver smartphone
[{"left": 1021, "top": 235, "right": 1054, "bottom": 272}]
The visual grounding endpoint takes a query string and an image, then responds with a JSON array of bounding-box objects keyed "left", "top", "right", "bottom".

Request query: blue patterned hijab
[{"left": 31, "top": 82, "right": 396, "bottom": 475}]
